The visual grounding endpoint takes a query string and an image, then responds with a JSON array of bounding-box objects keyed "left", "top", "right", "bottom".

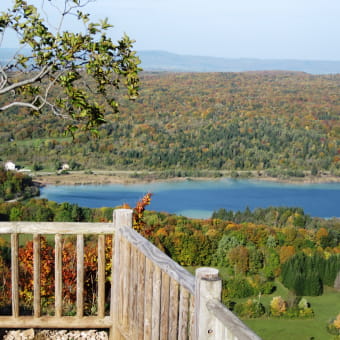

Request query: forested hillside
[
  {"left": 0, "top": 168, "right": 39, "bottom": 202},
  {"left": 1, "top": 72, "right": 340, "bottom": 175}
]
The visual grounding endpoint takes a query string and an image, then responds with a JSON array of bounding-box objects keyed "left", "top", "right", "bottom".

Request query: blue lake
[{"left": 40, "top": 179, "right": 340, "bottom": 219}]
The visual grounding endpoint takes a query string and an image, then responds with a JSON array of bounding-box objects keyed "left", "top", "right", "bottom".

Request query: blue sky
[{"left": 1, "top": 0, "right": 340, "bottom": 60}]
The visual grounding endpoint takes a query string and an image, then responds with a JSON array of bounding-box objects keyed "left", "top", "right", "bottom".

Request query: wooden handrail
[
  {"left": 117, "top": 224, "right": 195, "bottom": 294},
  {"left": 0, "top": 222, "right": 115, "bottom": 234}
]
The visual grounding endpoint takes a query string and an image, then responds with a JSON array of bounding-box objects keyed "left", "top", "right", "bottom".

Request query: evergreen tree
[
  {"left": 291, "top": 273, "right": 305, "bottom": 296},
  {"left": 305, "top": 272, "right": 323, "bottom": 296}
]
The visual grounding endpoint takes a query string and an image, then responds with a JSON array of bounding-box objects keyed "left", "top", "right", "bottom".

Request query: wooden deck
[{"left": 0, "top": 209, "right": 262, "bottom": 340}]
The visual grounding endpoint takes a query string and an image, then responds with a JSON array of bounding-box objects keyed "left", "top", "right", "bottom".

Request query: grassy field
[
  {"left": 244, "top": 284, "right": 339, "bottom": 340},
  {"left": 185, "top": 267, "right": 339, "bottom": 340}
]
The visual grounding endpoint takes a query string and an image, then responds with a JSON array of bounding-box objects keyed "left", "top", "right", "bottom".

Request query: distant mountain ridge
[
  {"left": 138, "top": 50, "right": 340, "bottom": 74},
  {"left": 1, "top": 48, "right": 340, "bottom": 74}
]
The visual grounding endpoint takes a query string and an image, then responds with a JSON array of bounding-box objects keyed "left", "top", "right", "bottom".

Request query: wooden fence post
[
  {"left": 195, "top": 267, "right": 222, "bottom": 340},
  {"left": 110, "top": 208, "right": 133, "bottom": 340}
]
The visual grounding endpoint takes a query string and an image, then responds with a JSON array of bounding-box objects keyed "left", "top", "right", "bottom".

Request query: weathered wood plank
[
  {"left": 117, "top": 235, "right": 124, "bottom": 327},
  {"left": 151, "top": 265, "right": 161, "bottom": 340},
  {"left": 143, "top": 258, "right": 153, "bottom": 340},
  {"left": 117, "top": 226, "right": 195, "bottom": 294},
  {"left": 188, "top": 294, "right": 195, "bottom": 340},
  {"left": 121, "top": 237, "right": 131, "bottom": 331},
  {"left": 178, "top": 287, "right": 190, "bottom": 340},
  {"left": 160, "top": 271, "right": 170, "bottom": 340},
  {"left": 98, "top": 235, "right": 105, "bottom": 318},
  {"left": 136, "top": 249, "right": 145, "bottom": 340},
  {"left": 0, "top": 316, "right": 113, "bottom": 328},
  {"left": 110, "top": 230, "right": 122, "bottom": 340},
  {"left": 11, "top": 233, "right": 19, "bottom": 318},
  {"left": 206, "top": 299, "right": 263, "bottom": 340},
  {"left": 0, "top": 222, "right": 116, "bottom": 235},
  {"left": 169, "top": 278, "right": 179, "bottom": 340},
  {"left": 76, "top": 234, "right": 84, "bottom": 317},
  {"left": 33, "top": 234, "right": 41, "bottom": 317},
  {"left": 128, "top": 245, "right": 137, "bottom": 337},
  {"left": 116, "top": 325, "right": 133, "bottom": 340},
  {"left": 55, "top": 234, "right": 62, "bottom": 318},
  {"left": 111, "top": 208, "right": 133, "bottom": 340}
]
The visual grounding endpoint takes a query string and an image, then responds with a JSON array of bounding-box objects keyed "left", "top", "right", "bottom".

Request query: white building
[
  {"left": 62, "top": 163, "right": 70, "bottom": 171},
  {"left": 4, "top": 161, "right": 16, "bottom": 171}
]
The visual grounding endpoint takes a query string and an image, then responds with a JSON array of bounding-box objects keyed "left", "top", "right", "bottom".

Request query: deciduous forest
[{"left": 1, "top": 71, "right": 340, "bottom": 176}]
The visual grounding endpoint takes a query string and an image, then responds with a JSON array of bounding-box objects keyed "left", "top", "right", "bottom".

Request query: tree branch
[
  {"left": 0, "top": 65, "right": 51, "bottom": 94},
  {"left": 0, "top": 95, "right": 68, "bottom": 119},
  {"left": 0, "top": 66, "right": 8, "bottom": 90},
  {"left": 0, "top": 101, "right": 40, "bottom": 112},
  {"left": 0, "top": 0, "right": 140, "bottom": 131}
]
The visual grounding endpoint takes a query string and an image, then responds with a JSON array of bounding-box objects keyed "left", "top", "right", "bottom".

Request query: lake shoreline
[
  {"left": 39, "top": 173, "right": 340, "bottom": 219},
  {"left": 33, "top": 170, "right": 340, "bottom": 187}
]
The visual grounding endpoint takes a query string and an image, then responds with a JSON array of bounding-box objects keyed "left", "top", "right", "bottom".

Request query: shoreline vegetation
[{"left": 33, "top": 170, "right": 340, "bottom": 187}]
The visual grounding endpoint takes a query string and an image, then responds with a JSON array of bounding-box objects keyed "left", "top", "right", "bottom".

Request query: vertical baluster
[
  {"left": 98, "top": 234, "right": 105, "bottom": 318},
  {"left": 76, "top": 234, "right": 84, "bottom": 317},
  {"left": 151, "top": 265, "right": 161, "bottom": 340},
  {"left": 143, "top": 258, "right": 153, "bottom": 340},
  {"left": 160, "top": 271, "right": 170, "bottom": 340},
  {"left": 178, "top": 287, "right": 190, "bottom": 340},
  {"left": 33, "top": 234, "right": 41, "bottom": 317},
  {"left": 129, "top": 245, "right": 137, "bottom": 336},
  {"left": 188, "top": 294, "right": 195, "bottom": 340},
  {"left": 55, "top": 234, "right": 62, "bottom": 317},
  {"left": 169, "top": 278, "right": 179, "bottom": 340},
  {"left": 11, "top": 233, "right": 19, "bottom": 317},
  {"left": 121, "top": 238, "right": 131, "bottom": 330},
  {"left": 137, "top": 251, "right": 146, "bottom": 339},
  {"left": 110, "top": 228, "right": 121, "bottom": 340}
]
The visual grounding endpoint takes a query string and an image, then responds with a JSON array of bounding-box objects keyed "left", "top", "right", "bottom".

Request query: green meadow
[
  {"left": 185, "top": 267, "right": 339, "bottom": 340},
  {"left": 243, "top": 283, "right": 339, "bottom": 340}
]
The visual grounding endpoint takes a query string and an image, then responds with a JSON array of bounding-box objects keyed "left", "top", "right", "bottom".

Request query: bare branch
[
  {"left": 41, "top": 0, "right": 58, "bottom": 32},
  {"left": 0, "top": 66, "right": 51, "bottom": 95},
  {"left": 52, "top": 0, "right": 95, "bottom": 33},
  {"left": 0, "top": 94, "right": 68, "bottom": 119},
  {"left": 0, "top": 66, "right": 8, "bottom": 90},
  {"left": 0, "top": 101, "right": 40, "bottom": 112},
  {"left": 41, "top": 0, "right": 94, "bottom": 34},
  {"left": 64, "top": 0, "right": 96, "bottom": 14},
  {"left": 35, "top": 95, "right": 69, "bottom": 118}
]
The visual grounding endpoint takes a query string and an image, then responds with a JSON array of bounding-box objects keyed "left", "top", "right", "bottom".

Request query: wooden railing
[{"left": 0, "top": 209, "right": 262, "bottom": 340}]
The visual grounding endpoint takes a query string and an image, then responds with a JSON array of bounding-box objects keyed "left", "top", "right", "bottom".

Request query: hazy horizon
[{"left": 0, "top": 0, "right": 339, "bottom": 61}]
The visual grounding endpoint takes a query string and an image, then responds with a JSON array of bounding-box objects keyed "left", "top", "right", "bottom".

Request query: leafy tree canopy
[{"left": 0, "top": 0, "right": 140, "bottom": 134}]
